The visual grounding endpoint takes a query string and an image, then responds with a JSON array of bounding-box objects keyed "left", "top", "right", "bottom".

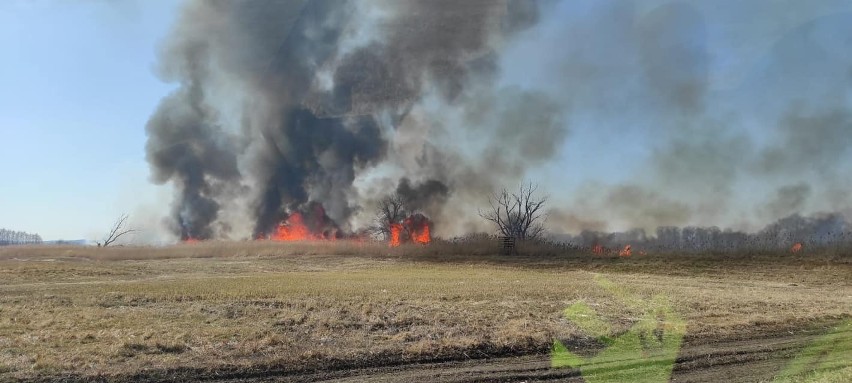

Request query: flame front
[
  {"left": 592, "top": 244, "right": 605, "bottom": 255},
  {"left": 389, "top": 223, "right": 402, "bottom": 247},
  {"left": 619, "top": 244, "right": 632, "bottom": 257},
  {"left": 411, "top": 224, "right": 431, "bottom": 244},
  {"left": 404, "top": 214, "right": 432, "bottom": 245},
  {"left": 269, "top": 212, "right": 314, "bottom": 241},
  {"left": 253, "top": 205, "right": 431, "bottom": 246},
  {"left": 791, "top": 242, "right": 803, "bottom": 253}
]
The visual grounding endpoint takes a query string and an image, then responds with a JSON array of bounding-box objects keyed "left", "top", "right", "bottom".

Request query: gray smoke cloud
[
  {"left": 523, "top": 0, "right": 852, "bottom": 235},
  {"left": 145, "top": 0, "right": 558, "bottom": 240},
  {"left": 757, "top": 108, "right": 852, "bottom": 177},
  {"left": 560, "top": 212, "right": 850, "bottom": 253},
  {"left": 144, "top": 63, "right": 241, "bottom": 239},
  {"left": 520, "top": 0, "right": 740, "bottom": 232},
  {"left": 395, "top": 177, "right": 450, "bottom": 216},
  {"left": 638, "top": 3, "right": 708, "bottom": 115},
  {"left": 761, "top": 183, "right": 812, "bottom": 221},
  {"left": 146, "top": 0, "right": 852, "bottom": 241}
]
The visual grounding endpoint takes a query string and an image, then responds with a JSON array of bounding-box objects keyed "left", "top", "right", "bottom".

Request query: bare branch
[
  {"left": 480, "top": 182, "right": 548, "bottom": 242},
  {"left": 371, "top": 194, "right": 409, "bottom": 240},
  {"left": 99, "top": 213, "right": 137, "bottom": 247}
]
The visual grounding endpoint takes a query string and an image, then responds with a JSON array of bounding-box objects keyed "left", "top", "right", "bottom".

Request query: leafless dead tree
[
  {"left": 371, "top": 194, "right": 409, "bottom": 240},
  {"left": 479, "top": 182, "right": 547, "bottom": 240},
  {"left": 97, "top": 213, "right": 136, "bottom": 247}
]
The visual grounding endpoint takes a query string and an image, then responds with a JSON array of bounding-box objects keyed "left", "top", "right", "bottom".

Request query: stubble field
[{"left": 0, "top": 241, "right": 849, "bottom": 382}]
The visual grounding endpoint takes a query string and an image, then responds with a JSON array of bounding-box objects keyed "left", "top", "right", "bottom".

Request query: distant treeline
[
  {"left": 0, "top": 228, "right": 43, "bottom": 246},
  {"left": 556, "top": 213, "right": 851, "bottom": 253}
]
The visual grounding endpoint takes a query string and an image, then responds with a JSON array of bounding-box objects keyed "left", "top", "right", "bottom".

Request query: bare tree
[
  {"left": 97, "top": 213, "right": 136, "bottom": 247},
  {"left": 479, "top": 182, "right": 547, "bottom": 240},
  {"left": 0, "top": 228, "right": 42, "bottom": 246},
  {"left": 371, "top": 194, "right": 409, "bottom": 240}
]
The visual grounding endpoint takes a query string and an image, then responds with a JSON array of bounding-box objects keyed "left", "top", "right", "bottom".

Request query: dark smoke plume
[
  {"left": 147, "top": 1, "right": 852, "bottom": 241},
  {"left": 395, "top": 177, "right": 450, "bottom": 215},
  {"left": 146, "top": 0, "right": 552, "bottom": 240},
  {"left": 145, "top": 77, "right": 241, "bottom": 240}
]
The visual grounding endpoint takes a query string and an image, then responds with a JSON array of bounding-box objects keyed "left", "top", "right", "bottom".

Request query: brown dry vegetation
[{"left": 0, "top": 240, "right": 849, "bottom": 382}]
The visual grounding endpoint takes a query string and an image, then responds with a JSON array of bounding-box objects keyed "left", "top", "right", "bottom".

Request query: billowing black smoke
[
  {"left": 252, "top": 110, "right": 385, "bottom": 238},
  {"left": 395, "top": 178, "right": 450, "bottom": 215},
  {"left": 144, "top": 1, "right": 852, "bottom": 242},
  {"left": 145, "top": 0, "right": 550, "bottom": 240},
  {"left": 145, "top": 84, "right": 241, "bottom": 240}
]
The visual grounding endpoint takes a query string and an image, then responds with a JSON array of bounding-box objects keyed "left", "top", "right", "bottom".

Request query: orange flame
[
  {"left": 619, "top": 244, "right": 632, "bottom": 257},
  {"left": 791, "top": 242, "right": 803, "bottom": 253},
  {"left": 592, "top": 244, "right": 605, "bottom": 255},
  {"left": 404, "top": 214, "right": 432, "bottom": 245},
  {"left": 183, "top": 237, "right": 200, "bottom": 244},
  {"left": 411, "top": 224, "right": 431, "bottom": 244},
  {"left": 389, "top": 223, "right": 402, "bottom": 247},
  {"left": 269, "top": 212, "right": 315, "bottom": 241}
]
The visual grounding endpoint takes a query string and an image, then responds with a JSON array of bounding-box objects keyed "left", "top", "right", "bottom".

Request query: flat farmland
[{"left": 0, "top": 242, "right": 849, "bottom": 382}]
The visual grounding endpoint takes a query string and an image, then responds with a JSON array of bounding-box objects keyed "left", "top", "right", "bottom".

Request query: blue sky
[
  {"left": 1, "top": 1, "right": 180, "bottom": 240},
  {"left": 2, "top": 1, "right": 852, "bottom": 240}
]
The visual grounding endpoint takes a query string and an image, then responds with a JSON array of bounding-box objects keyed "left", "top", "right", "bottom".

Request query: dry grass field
[{"left": 0, "top": 240, "right": 850, "bottom": 382}]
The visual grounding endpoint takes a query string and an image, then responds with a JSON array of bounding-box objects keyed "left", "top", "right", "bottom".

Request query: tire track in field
[{"left": 271, "top": 331, "right": 826, "bottom": 382}]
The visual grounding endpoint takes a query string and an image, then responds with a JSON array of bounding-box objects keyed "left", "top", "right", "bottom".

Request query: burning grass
[{"left": 0, "top": 242, "right": 849, "bottom": 381}]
